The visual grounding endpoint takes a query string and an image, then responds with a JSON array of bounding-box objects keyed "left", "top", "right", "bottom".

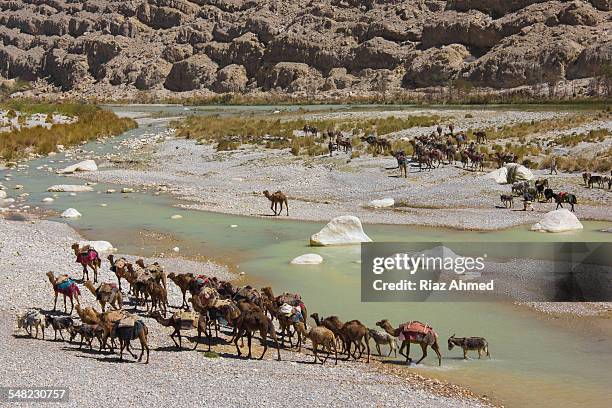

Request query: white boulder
[
  {"left": 0, "top": 190, "right": 6, "bottom": 199},
  {"left": 484, "top": 163, "right": 534, "bottom": 184},
  {"left": 121, "top": 187, "right": 135, "bottom": 193},
  {"left": 531, "top": 209, "right": 583, "bottom": 233},
  {"left": 170, "top": 214, "right": 183, "bottom": 220},
  {"left": 41, "top": 197, "right": 54, "bottom": 203},
  {"left": 367, "top": 197, "right": 395, "bottom": 208},
  {"left": 310, "top": 215, "right": 372, "bottom": 246},
  {"left": 47, "top": 185, "right": 94, "bottom": 192},
  {"left": 291, "top": 253, "right": 324, "bottom": 265},
  {"left": 57, "top": 160, "right": 98, "bottom": 174},
  {"left": 78, "top": 240, "right": 116, "bottom": 252},
  {"left": 60, "top": 208, "right": 82, "bottom": 218}
]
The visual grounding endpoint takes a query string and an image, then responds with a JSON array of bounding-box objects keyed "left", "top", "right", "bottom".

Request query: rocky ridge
[{"left": 0, "top": 0, "right": 610, "bottom": 99}]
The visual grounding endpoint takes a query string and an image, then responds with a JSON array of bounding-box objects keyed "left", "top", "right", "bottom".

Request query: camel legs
[
  {"left": 63, "top": 295, "right": 67, "bottom": 313},
  {"left": 170, "top": 328, "right": 181, "bottom": 349},
  {"left": 247, "top": 332, "right": 253, "bottom": 359},
  {"left": 432, "top": 343, "right": 442, "bottom": 366},
  {"left": 376, "top": 343, "right": 382, "bottom": 356},
  {"left": 258, "top": 329, "right": 267, "bottom": 360},
  {"left": 53, "top": 292, "right": 58, "bottom": 311},
  {"left": 125, "top": 340, "right": 137, "bottom": 359},
  {"left": 234, "top": 328, "right": 245, "bottom": 356},
  {"left": 415, "top": 343, "right": 431, "bottom": 365},
  {"left": 139, "top": 335, "right": 149, "bottom": 364},
  {"left": 399, "top": 340, "right": 413, "bottom": 365},
  {"left": 270, "top": 202, "right": 277, "bottom": 216}
]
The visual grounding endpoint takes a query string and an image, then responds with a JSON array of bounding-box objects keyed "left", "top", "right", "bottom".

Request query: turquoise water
[{"left": 2, "top": 106, "right": 611, "bottom": 407}]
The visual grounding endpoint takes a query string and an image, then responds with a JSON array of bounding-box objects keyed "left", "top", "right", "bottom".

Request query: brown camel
[
  {"left": 71, "top": 243, "right": 101, "bottom": 283},
  {"left": 261, "top": 286, "right": 307, "bottom": 327},
  {"left": 150, "top": 310, "right": 199, "bottom": 349},
  {"left": 295, "top": 321, "right": 338, "bottom": 365},
  {"left": 341, "top": 320, "right": 370, "bottom": 363},
  {"left": 107, "top": 255, "right": 131, "bottom": 292},
  {"left": 46, "top": 271, "right": 80, "bottom": 314},
  {"left": 234, "top": 309, "right": 281, "bottom": 361},
  {"left": 145, "top": 279, "right": 168, "bottom": 316},
  {"left": 75, "top": 304, "right": 100, "bottom": 325},
  {"left": 84, "top": 281, "right": 123, "bottom": 311},
  {"left": 135, "top": 259, "right": 167, "bottom": 290},
  {"left": 376, "top": 319, "right": 442, "bottom": 366},
  {"left": 168, "top": 272, "right": 195, "bottom": 310},
  {"left": 311, "top": 313, "right": 345, "bottom": 353},
  {"left": 263, "top": 190, "right": 289, "bottom": 216},
  {"left": 188, "top": 297, "right": 214, "bottom": 351},
  {"left": 96, "top": 309, "right": 128, "bottom": 352}
]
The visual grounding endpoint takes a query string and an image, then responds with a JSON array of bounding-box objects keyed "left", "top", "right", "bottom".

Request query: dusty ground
[
  {"left": 74, "top": 108, "right": 612, "bottom": 230},
  {"left": 0, "top": 216, "right": 492, "bottom": 407}
]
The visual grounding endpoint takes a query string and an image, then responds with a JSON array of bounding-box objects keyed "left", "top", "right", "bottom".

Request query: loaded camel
[
  {"left": 263, "top": 190, "right": 289, "bottom": 216},
  {"left": 112, "top": 317, "right": 150, "bottom": 363},
  {"left": 376, "top": 319, "right": 442, "bottom": 366},
  {"left": 46, "top": 271, "right": 80, "bottom": 314},
  {"left": 295, "top": 321, "right": 338, "bottom": 365},
  {"left": 71, "top": 243, "right": 101, "bottom": 283},
  {"left": 150, "top": 310, "right": 200, "bottom": 349},
  {"left": 107, "top": 254, "right": 130, "bottom": 292},
  {"left": 84, "top": 281, "right": 123, "bottom": 311},
  {"left": 75, "top": 304, "right": 100, "bottom": 325}
]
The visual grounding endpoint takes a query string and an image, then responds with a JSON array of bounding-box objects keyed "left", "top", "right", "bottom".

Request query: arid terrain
[{"left": 0, "top": 0, "right": 611, "bottom": 101}]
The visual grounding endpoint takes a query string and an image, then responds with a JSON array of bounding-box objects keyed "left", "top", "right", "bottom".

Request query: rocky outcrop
[
  {"left": 164, "top": 54, "right": 218, "bottom": 91},
  {"left": 290, "top": 253, "right": 324, "bottom": 265},
  {"left": 57, "top": 160, "right": 98, "bottom": 174},
  {"left": 404, "top": 44, "right": 470, "bottom": 87},
  {"left": 0, "top": 0, "right": 609, "bottom": 96}
]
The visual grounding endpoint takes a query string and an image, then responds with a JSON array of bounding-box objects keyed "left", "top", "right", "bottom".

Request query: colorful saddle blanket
[
  {"left": 76, "top": 249, "right": 98, "bottom": 264},
  {"left": 398, "top": 321, "right": 436, "bottom": 342},
  {"left": 56, "top": 279, "right": 80, "bottom": 296}
]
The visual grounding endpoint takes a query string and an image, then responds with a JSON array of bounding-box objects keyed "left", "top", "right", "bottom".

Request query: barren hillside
[{"left": 0, "top": 0, "right": 610, "bottom": 99}]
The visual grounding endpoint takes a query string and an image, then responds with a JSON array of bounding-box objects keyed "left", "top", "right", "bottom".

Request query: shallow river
[{"left": 2, "top": 105, "right": 611, "bottom": 408}]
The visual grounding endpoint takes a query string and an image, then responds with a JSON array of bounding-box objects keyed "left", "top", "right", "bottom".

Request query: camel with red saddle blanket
[
  {"left": 72, "top": 243, "right": 101, "bottom": 283},
  {"left": 376, "top": 319, "right": 442, "bottom": 366}
]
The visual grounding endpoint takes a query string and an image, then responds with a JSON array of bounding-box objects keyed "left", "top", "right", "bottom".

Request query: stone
[
  {"left": 290, "top": 253, "right": 324, "bottom": 265},
  {"left": 531, "top": 209, "right": 583, "bottom": 233},
  {"left": 367, "top": 197, "right": 395, "bottom": 208},
  {"left": 79, "top": 240, "right": 116, "bottom": 252},
  {"left": 57, "top": 160, "right": 98, "bottom": 174},
  {"left": 170, "top": 214, "right": 183, "bottom": 220},
  {"left": 41, "top": 197, "right": 54, "bottom": 203},
  {"left": 484, "top": 163, "right": 534, "bottom": 184},
  {"left": 47, "top": 185, "right": 94, "bottom": 192},
  {"left": 310, "top": 215, "right": 372, "bottom": 246},
  {"left": 60, "top": 208, "right": 81, "bottom": 218}
]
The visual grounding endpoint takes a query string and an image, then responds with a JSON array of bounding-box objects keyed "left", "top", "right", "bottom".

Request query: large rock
[
  {"left": 531, "top": 209, "right": 583, "bottom": 233},
  {"left": 290, "top": 253, "right": 324, "bottom": 265},
  {"left": 310, "top": 215, "right": 372, "bottom": 246},
  {"left": 0, "top": 190, "right": 6, "bottom": 199},
  {"left": 259, "top": 62, "right": 323, "bottom": 92},
  {"left": 78, "top": 240, "right": 116, "bottom": 252},
  {"left": 212, "top": 64, "right": 248, "bottom": 93},
  {"left": 484, "top": 163, "right": 534, "bottom": 184},
  {"left": 164, "top": 54, "right": 218, "bottom": 91},
  {"left": 60, "top": 208, "right": 82, "bottom": 218},
  {"left": 404, "top": 45, "right": 470, "bottom": 87},
  {"left": 367, "top": 197, "right": 395, "bottom": 208},
  {"left": 57, "top": 160, "right": 98, "bottom": 174},
  {"left": 47, "top": 185, "right": 94, "bottom": 192}
]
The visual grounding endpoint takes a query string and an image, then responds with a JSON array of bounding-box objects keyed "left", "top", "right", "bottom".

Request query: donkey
[
  {"left": 45, "top": 315, "right": 74, "bottom": 341},
  {"left": 553, "top": 192, "right": 577, "bottom": 212},
  {"left": 500, "top": 194, "right": 513, "bottom": 208},
  {"left": 448, "top": 334, "right": 490, "bottom": 359}
]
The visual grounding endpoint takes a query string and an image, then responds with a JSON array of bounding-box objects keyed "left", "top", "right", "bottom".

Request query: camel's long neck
[
  {"left": 312, "top": 315, "right": 321, "bottom": 326},
  {"left": 382, "top": 324, "right": 397, "bottom": 337},
  {"left": 85, "top": 282, "right": 97, "bottom": 296}
]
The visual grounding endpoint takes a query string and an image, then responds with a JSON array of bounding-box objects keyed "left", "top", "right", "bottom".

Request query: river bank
[{"left": 0, "top": 215, "right": 492, "bottom": 407}]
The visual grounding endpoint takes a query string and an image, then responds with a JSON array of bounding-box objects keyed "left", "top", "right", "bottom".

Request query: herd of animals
[{"left": 16, "top": 243, "right": 491, "bottom": 365}]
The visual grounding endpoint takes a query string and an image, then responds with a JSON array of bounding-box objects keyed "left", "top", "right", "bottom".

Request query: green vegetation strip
[{"left": 1, "top": 103, "right": 137, "bottom": 161}]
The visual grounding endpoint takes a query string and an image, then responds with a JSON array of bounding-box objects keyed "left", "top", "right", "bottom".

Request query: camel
[
  {"left": 340, "top": 320, "right": 370, "bottom": 362},
  {"left": 112, "top": 319, "right": 150, "bottom": 363},
  {"left": 275, "top": 303, "right": 305, "bottom": 349},
  {"left": 107, "top": 255, "right": 130, "bottom": 291},
  {"left": 16, "top": 310, "right": 45, "bottom": 339},
  {"left": 151, "top": 310, "right": 199, "bottom": 349},
  {"left": 295, "top": 321, "right": 338, "bottom": 365},
  {"left": 234, "top": 309, "right": 281, "bottom": 361},
  {"left": 310, "top": 313, "right": 345, "bottom": 353},
  {"left": 46, "top": 271, "right": 80, "bottom": 314},
  {"left": 71, "top": 243, "right": 101, "bottom": 283},
  {"left": 188, "top": 297, "right": 213, "bottom": 352},
  {"left": 68, "top": 324, "right": 104, "bottom": 350},
  {"left": 263, "top": 190, "right": 289, "bottom": 216},
  {"left": 95, "top": 309, "right": 129, "bottom": 352},
  {"left": 261, "top": 287, "right": 307, "bottom": 327},
  {"left": 145, "top": 279, "right": 168, "bottom": 316},
  {"left": 135, "top": 259, "right": 167, "bottom": 290},
  {"left": 376, "top": 319, "right": 442, "bottom": 366},
  {"left": 75, "top": 304, "right": 100, "bottom": 325},
  {"left": 168, "top": 272, "right": 195, "bottom": 310},
  {"left": 84, "top": 281, "right": 123, "bottom": 311}
]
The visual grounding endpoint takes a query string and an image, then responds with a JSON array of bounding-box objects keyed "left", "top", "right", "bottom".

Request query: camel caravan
[{"left": 16, "top": 243, "right": 491, "bottom": 366}]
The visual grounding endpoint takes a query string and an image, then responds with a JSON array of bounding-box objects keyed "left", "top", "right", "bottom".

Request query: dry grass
[
  {"left": 0, "top": 103, "right": 136, "bottom": 161},
  {"left": 481, "top": 114, "right": 596, "bottom": 140},
  {"left": 176, "top": 113, "right": 438, "bottom": 156},
  {"left": 540, "top": 150, "right": 612, "bottom": 173},
  {"left": 553, "top": 129, "right": 610, "bottom": 147}
]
